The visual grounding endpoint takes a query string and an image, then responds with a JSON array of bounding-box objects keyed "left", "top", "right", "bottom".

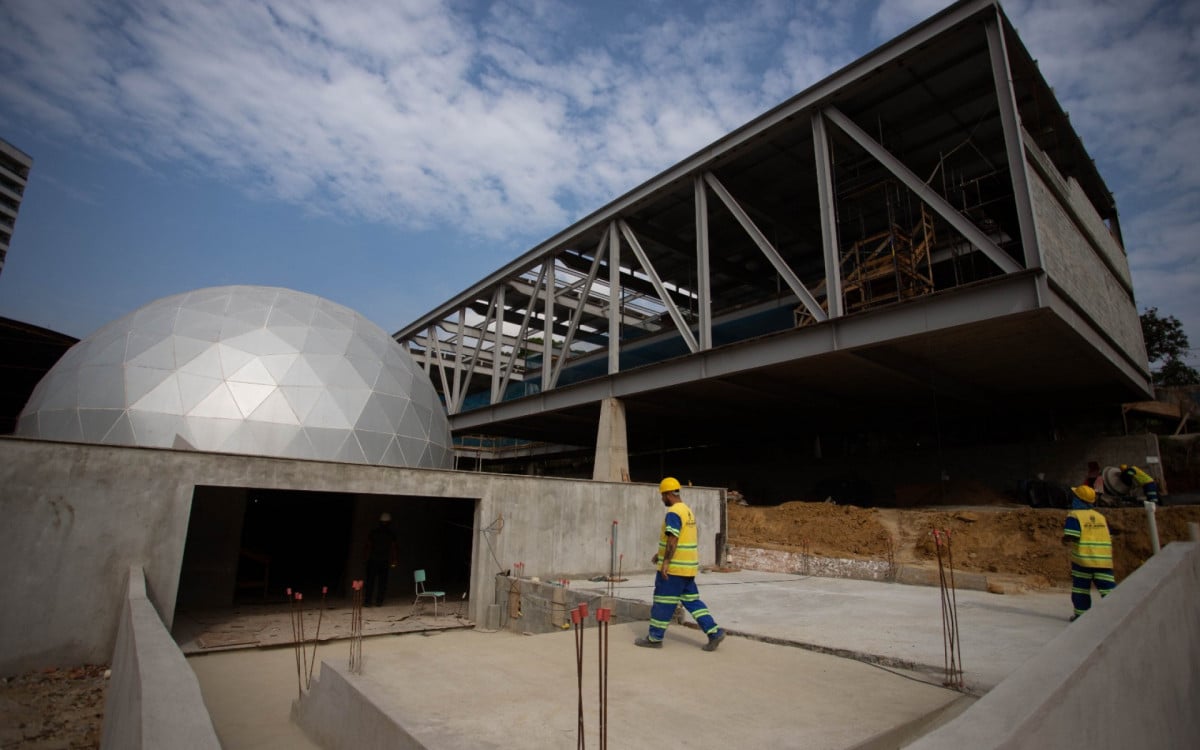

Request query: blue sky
[{"left": 0, "top": 0, "right": 1197, "bottom": 367}]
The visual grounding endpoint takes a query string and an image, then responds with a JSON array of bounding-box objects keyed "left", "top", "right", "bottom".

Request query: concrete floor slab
[
  {"left": 188, "top": 571, "right": 1072, "bottom": 748},
  {"left": 296, "top": 623, "right": 965, "bottom": 750}
]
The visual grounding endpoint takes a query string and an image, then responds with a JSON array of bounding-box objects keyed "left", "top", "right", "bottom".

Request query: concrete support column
[{"left": 592, "top": 397, "right": 630, "bottom": 481}]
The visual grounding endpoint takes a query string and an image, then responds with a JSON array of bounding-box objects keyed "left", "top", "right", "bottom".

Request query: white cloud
[{"left": 1, "top": 0, "right": 1197, "bottom": 359}]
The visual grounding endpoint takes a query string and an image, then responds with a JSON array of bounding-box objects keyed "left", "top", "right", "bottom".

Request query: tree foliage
[{"left": 1139, "top": 307, "right": 1200, "bottom": 386}]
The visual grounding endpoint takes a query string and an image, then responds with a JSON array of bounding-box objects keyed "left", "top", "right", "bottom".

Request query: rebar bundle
[
  {"left": 932, "top": 529, "right": 964, "bottom": 688},
  {"left": 349, "top": 579, "right": 364, "bottom": 673}
]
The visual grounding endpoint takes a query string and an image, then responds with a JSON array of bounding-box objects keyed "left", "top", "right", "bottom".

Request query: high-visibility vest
[
  {"left": 659, "top": 500, "right": 700, "bottom": 576},
  {"left": 1067, "top": 509, "right": 1112, "bottom": 569},
  {"left": 1126, "top": 466, "right": 1154, "bottom": 486}
]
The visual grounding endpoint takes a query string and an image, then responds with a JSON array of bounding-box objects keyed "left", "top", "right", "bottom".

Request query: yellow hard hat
[
  {"left": 659, "top": 477, "right": 682, "bottom": 494},
  {"left": 1071, "top": 485, "right": 1096, "bottom": 504}
]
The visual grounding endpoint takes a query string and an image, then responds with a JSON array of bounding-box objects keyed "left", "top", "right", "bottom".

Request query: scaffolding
[
  {"left": 795, "top": 181, "right": 936, "bottom": 327},
  {"left": 840, "top": 199, "right": 936, "bottom": 314}
]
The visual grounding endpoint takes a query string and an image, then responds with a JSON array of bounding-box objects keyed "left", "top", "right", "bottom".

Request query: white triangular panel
[
  {"left": 130, "top": 336, "right": 177, "bottom": 370},
  {"left": 177, "top": 372, "right": 224, "bottom": 414},
  {"left": 228, "top": 381, "right": 275, "bottom": 417},
  {"left": 247, "top": 389, "right": 301, "bottom": 425},
  {"left": 278, "top": 356, "right": 324, "bottom": 388},
  {"left": 216, "top": 342, "right": 257, "bottom": 379},
  {"left": 178, "top": 344, "right": 223, "bottom": 379},
  {"left": 229, "top": 358, "right": 277, "bottom": 386},
  {"left": 189, "top": 382, "right": 244, "bottom": 419},
  {"left": 279, "top": 385, "right": 324, "bottom": 422},
  {"left": 132, "top": 373, "right": 184, "bottom": 415}
]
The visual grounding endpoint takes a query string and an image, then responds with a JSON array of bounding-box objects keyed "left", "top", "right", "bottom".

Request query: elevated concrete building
[
  {"left": 0, "top": 137, "right": 34, "bottom": 277},
  {"left": 395, "top": 0, "right": 1153, "bottom": 500}
]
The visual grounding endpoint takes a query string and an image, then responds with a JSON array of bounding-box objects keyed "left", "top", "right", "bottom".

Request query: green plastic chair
[{"left": 413, "top": 569, "right": 446, "bottom": 616}]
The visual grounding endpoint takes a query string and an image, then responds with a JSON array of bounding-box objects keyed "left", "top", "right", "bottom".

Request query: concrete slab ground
[
  {"left": 188, "top": 570, "right": 1073, "bottom": 748},
  {"left": 584, "top": 569, "right": 1072, "bottom": 692}
]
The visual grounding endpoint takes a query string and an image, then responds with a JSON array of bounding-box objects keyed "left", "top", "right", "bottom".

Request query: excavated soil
[{"left": 728, "top": 499, "right": 1200, "bottom": 588}]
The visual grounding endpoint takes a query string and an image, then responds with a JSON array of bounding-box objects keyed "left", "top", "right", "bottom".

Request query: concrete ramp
[{"left": 292, "top": 623, "right": 964, "bottom": 750}]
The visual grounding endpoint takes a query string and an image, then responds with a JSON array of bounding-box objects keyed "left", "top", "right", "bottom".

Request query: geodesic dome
[{"left": 16, "top": 285, "right": 452, "bottom": 468}]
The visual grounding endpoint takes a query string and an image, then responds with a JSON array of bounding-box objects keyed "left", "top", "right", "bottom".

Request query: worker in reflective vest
[
  {"left": 634, "top": 477, "right": 726, "bottom": 651},
  {"left": 1062, "top": 485, "right": 1116, "bottom": 621},
  {"left": 1120, "top": 464, "right": 1160, "bottom": 504}
]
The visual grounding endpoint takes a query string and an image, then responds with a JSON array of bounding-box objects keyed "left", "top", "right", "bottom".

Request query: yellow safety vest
[
  {"left": 659, "top": 500, "right": 699, "bottom": 576},
  {"left": 1067, "top": 509, "right": 1112, "bottom": 569},
  {"left": 1127, "top": 466, "right": 1154, "bottom": 486}
]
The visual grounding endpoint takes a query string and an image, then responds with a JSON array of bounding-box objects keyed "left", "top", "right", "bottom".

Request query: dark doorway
[
  {"left": 236, "top": 489, "right": 354, "bottom": 601},
  {"left": 177, "top": 485, "right": 479, "bottom": 614}
]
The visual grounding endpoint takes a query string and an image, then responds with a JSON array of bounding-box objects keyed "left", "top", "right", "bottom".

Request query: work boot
[
  {"left": 634, "top": 636, "right": 663, "bottom": 649},
  {"left": 703, "top": 629, "right": 726, "bottom": 651}
]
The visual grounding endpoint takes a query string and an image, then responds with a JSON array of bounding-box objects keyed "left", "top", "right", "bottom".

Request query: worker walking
[
  {"left": 635, "top": 477, "right": 726, "bottom": 651},
  {"left": 1062, "top": 485, "right": 1116, "bottom": 621}
]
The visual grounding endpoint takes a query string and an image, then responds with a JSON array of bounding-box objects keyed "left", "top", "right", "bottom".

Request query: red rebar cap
[
  {"left": 571, "top": 609, "right": 582, "bottom": 624},
  {"left": 577, "top": 603, "right": 589, "bottom": 618},
  {"left": 595, "top": 608, "right": 611, "bottom": 622}
]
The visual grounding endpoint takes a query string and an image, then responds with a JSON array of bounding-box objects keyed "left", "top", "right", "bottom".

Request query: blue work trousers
[
  {"left": 1070, "top": 562, "right": 1115, "bottom": 616},
  {"left": 647, "top": 573, "right": 720, "bottom": 642}
]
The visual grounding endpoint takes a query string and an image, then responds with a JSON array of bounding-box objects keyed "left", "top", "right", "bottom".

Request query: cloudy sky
[{"left": 0, "top": 0, "right": 1196, "bottom": 367}]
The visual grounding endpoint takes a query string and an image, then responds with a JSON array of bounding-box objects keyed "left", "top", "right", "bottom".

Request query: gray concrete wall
[
  {"left": 99, "top": 566, "right": 221, "bottom": 750},
  {"left": 0, "top": 437, "right": 722, "bottom": 675},
  {"left": 292, "top": 662, "right": 425, "bottom": 750},
  {"left": 176, "top": 486, "right": 247, "bottom": 610},
  {"left": 906, "top": 539, "right": 1200, "bottom": 749},
  {"left": 1027, "top": 139, "right": 1148, "bottom": 371}
]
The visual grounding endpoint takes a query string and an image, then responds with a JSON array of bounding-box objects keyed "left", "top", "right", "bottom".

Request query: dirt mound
[{"left": 727, "top": 500, "right": 1200, "bottom": 587}]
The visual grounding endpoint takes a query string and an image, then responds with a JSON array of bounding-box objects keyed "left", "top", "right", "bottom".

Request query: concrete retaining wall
[
  {"left": 0, "top": 437, "right": 722, "bottom": 675},
  {"left": 99, "top": 566, "right": 221, "bottom": 750},
  {"left": 905, "top": 539, "right": 1200, "bottom": 749},
  {"left": 727, "top": 545, "right": 991, "bottom": 590},
  {"left": 489, "top": 574, "right": 650, "bottom": 635},
  {"left": 292, "top": 662, "right": 425, "bottom": 750}
]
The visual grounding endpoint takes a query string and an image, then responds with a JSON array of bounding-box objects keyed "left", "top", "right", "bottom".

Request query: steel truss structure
[{"left": 394, "top": 0, "right": 1151, "bottom": 454}]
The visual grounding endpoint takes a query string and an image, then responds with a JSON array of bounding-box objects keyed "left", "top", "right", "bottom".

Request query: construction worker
[
  {"left": 1119, "top": 464, "right": 1160, "bottom": 504},
  {"left": 363, "top": 512, "right": 398, "bottom": 607},
  {"left": 1061, "top": 485, "right": 1116, "bottom": 621},
  {"left": 635, "top": 477, "right": 726, "bottom": 651}
]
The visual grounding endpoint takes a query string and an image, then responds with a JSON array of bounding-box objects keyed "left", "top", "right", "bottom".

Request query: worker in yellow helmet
[
  {"left": 634, "top": 477, "right": 726, "bottom": 651},
  {"left": 1119, "top": 464, "right": 1160, "bottom": 504},
  {"left": 1061, "top": 485, "right": 1116, "bottom": 622}
]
